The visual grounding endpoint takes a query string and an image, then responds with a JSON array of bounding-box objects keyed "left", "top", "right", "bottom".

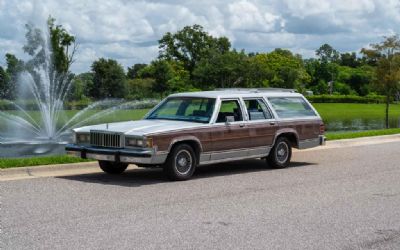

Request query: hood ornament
[{"left": 106, "top": 123, "right": 109, "bottom": 130}]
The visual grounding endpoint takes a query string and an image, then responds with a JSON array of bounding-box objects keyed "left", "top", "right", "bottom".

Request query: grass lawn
[
  {"left": 1, "top": 103, "right": 400, "bottom": 168},
  {"left": 313, "top": 103, "right": 400, "bottom": 124},
  {"left": 326, "top": 128, "right": 400, "bottom": 140},
  {"left": 0, "top": 155, "right": 92, "bottom": 169}
]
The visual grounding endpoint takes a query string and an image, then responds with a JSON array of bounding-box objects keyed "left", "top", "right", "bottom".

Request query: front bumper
[
  {"left": 319, "top": 135, "right": 326, "bottom": 145},
  {"left": 65, "top": 144, "right": 168, "bottom": 165}
]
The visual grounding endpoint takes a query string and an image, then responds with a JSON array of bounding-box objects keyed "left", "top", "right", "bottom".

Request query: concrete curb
[
  {"left": 0, "top": 162, "right": 100, "bottom": 181},
  {"left": 1, "top": 134, "right": 399, "bottom": 181},
  {"left": 298, "top": 133, "right": 400, "bottom": 152}
]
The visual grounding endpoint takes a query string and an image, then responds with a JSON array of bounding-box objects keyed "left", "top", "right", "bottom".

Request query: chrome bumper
[
  {"left": 65, "top": 144, "right": 168, "bottom": 165},
  {"left": 319, "top": 135, "right": 326, "bottom": 145}
]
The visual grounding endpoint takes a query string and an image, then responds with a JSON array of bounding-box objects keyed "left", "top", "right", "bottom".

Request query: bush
[
  {"left": 0, "top": 99, "right": 94, "bottom": 110},
  {"left": 306, "top": 94, "right": 386, "bottom": 103}
]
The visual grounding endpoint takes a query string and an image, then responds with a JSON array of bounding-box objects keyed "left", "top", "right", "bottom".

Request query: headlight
[
  {"left": 125, "top": 137, "right": 153, "bottom": 147},
  {"left": 76, "top": 133, "right": 90, "bottom": 144}
]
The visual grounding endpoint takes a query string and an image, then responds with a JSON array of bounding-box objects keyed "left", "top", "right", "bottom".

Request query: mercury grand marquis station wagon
[{"left": 66, "top": 89, "right": 325, "bottom": 180}]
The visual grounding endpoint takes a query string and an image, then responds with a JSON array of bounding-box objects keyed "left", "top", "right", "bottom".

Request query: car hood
[{"left": 73, "top": 119, "right": 207, "bottom": 136}]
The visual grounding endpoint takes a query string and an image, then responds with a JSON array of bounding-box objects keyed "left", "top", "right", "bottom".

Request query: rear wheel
[
  {"left": 267, "top": 137, "right": 292, "bottom": 168},
  {"left": 98, "top": 161, "right": 128, "bottom": 174},
  {"left": 164, "top": 144, "right": 196, "bottom": 181}
]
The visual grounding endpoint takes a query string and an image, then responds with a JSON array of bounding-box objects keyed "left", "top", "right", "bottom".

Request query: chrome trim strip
[
  {"left": 200, "top": 146, "right": 271, "bottom": 165},
  {"left": 206, "top": 146, "right": 270, "bottom": 154},
  {"left": 199, "top": 153, "right": 270, "bottom": 166}
]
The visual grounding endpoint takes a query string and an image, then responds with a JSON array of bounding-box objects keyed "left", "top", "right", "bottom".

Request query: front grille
[{"left": 90, "top": 131, "right": 121, "bottom": 148}]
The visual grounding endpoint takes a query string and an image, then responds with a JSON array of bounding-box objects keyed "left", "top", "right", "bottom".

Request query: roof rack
[{"left": 214, "top": 88, "right": 297, "bottom": 93}]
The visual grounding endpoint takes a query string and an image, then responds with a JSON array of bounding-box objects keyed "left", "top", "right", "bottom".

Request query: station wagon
[{"left": 66, "top": 89, "right": 325, "bottom": 180}]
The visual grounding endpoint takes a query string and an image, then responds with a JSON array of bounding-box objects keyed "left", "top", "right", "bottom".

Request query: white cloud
[
  {"left": 228, "top": 0, "right": 281, "bottom": 32},
  {"left": 0, "top": 0, "right": 399, "bottom": 72}
]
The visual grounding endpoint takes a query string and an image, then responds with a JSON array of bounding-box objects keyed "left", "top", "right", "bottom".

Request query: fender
[
  {"left": 272, "top": 128, "right": 299, "bottom": 148},
  {"left": 167, "top": 135, "right": 203, "bottom": 153}
]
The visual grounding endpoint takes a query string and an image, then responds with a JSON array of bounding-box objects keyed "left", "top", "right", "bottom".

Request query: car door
[
  {"left": 209, "top": 98, "right": 250, "bottom": 161},
  {"left": 243, "top": 98, "right": 277, "bottom": 156}
]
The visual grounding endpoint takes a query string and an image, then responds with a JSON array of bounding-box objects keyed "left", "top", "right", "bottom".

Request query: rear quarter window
[{"left": 268, "top": 97, "right": 317, "bottom": 118}]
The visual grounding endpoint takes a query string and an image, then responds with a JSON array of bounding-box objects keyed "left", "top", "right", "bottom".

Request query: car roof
[{"left": 168, "top": 88, "right": 303, "bottom": 99}]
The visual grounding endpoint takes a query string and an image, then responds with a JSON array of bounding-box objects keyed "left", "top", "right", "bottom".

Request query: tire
[
  {"left": 98, "top": 161, "right": 128, "bottom": 174},
  {"left": 163, "top": 144, "right": 197, "bottom": 181},
  {"left": 267, "top": 137, "right": 292, "bottom": 168}
]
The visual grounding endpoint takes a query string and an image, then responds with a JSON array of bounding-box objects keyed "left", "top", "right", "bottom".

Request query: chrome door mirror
[{"left": 225, "top": 116, "right": 235, "bottom": 125}]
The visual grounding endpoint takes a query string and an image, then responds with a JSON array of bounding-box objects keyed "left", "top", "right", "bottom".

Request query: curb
[
  {"left": 300, "top": 133, "right": 400, "bottom": 151},
  {"left": 0, "top": 161, "right": 100, "bottom": 181},
  {"left": 1, "top": 134, "right": 399, "bottom": 181}
]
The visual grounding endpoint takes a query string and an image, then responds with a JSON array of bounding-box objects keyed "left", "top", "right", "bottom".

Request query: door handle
[
  {"left": 269, "top": 121, "right": 276, "bottom": 125},
  {"left": 239, "top": 123, "right": 245, "bottom": 127}
]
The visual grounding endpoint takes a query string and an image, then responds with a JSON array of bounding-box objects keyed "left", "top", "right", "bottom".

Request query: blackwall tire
[
  {"left": 99, "top": 161, "right": 128, "bottom": 174},
  {"left": 164, "top": 144, "right": 196, "bottom": 181},
  {"left": 267, "top": 137, "right": 292, "bottom": 169}
]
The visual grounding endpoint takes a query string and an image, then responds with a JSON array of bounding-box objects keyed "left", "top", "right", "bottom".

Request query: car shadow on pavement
[{"left": 57, "top": 159, "right": 316, "bottom": 187}]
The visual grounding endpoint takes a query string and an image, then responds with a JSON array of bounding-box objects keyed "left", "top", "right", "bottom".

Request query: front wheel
[
  {"left": 267, "top": 137, "right": 292, "bottom": 168},
  {"left": 99, "top": 161, "right": 128, "bottom": 174},
  {"left": 163, "top": 144, "right": 196, "bottom": 181}
]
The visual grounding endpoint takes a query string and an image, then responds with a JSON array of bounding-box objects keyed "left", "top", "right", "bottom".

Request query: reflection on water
[{"left": 324, "top": 118, "right": 400, "bottom": 132}]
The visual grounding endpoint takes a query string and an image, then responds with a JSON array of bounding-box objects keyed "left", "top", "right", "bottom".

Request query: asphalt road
[{"left": 1, "top": 141, "right": 400, "bottom": 250}]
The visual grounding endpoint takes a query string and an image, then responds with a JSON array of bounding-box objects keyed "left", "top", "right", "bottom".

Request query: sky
[{"left": 0, "top": 0, "right": 399, "bottom": 73}]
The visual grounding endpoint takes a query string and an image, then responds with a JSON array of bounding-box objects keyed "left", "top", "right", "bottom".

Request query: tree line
[{"left": 1, "top": 23, "right": 399, "bottom": 105}]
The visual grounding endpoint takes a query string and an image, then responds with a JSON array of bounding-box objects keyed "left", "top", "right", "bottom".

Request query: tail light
[{"left": 319, "top": 123, "right": 325, "bottom": 134}]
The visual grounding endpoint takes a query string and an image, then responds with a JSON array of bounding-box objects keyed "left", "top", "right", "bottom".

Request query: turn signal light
[{"left": 320, "top": 124, "right": 325, "bottom": 134}]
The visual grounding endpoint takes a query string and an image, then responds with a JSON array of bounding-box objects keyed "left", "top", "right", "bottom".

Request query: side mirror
[{"left": 225, "top": 116, "right": 235, "bottom": 125}]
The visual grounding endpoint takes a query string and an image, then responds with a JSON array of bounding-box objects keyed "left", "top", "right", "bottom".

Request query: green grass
[
  {"left": 326, "top": 128, "right": 400, "bottom": 140},
  {"left": 2, "top": 103, "right": 400, "bottom": 168},
  {"left": 313, "top": 103, "right": 400, "bottom": 123},
  {"left": 0, "top": 155, "right": 92, "bottom": 169}
]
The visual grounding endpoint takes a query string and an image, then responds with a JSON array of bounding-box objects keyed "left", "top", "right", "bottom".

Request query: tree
[
  {"left": 0, "top": 66, "right": 11, "bottom": 98},
  {"left": 340, "top": 52, "right": 360, "bottom": 67},
  {"left": 364, "top": 35, "right": 400, "bottom": 128},
  {"left": 91, "top": 58, "right": 126, "bottom": 99},
  {"left": 68, "top": 72, "right": 94, "bottom": 101},
  {"left": 260, "top": 49, "right": 310, "bottom": 90},
  {"left": 158, "top": 24, "right": 231, "bottom": 75},
  {"left": 192, "top": 50, "right": 249, "bottom": 89},
  {"left": 47, "top": 16, "right": 77, "bottom": 74},
  {"left": 125, "top": 78, "right": 155, "bottom": 99},
  {"left": 127, "top": 63, "right": 147, "bottom": 79},
  {"left": 316, "top": 44, "right": 340, "bottom": 63},
  {"left": 139, "top": 60, "right": 193, "bottom": 96},
  {"left": 5, "top": 53, "right": 24, "bottom": 99}
]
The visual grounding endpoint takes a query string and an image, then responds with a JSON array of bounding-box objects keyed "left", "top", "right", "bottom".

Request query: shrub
[{"left": 306, "top": 94, "right": 386, "bottom": 103}]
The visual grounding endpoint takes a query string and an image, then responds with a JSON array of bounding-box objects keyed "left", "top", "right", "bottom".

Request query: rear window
[{"left": 268, "top": 97, "right": 317, "bottom": 118}]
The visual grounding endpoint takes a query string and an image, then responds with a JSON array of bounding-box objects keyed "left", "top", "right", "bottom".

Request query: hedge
[
  {"left": 0, "top": 99, "right": 92, "bottom": 110},
  {"left": 306, "top": 94, "right": 386, "bottom": 104},
  {"left": 0, "top": 99, "right": 158, "bottom": 111}
]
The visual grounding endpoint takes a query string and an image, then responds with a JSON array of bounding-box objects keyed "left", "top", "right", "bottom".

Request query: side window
[
  {"left": 244, "top": 99, "right": 273, "bottom": 120},
  {"left": 216, "top": 100, "right": 243, "bottom": 123},
  {"left": 268, "top": 97, "right": 317, "bottom": 118}
]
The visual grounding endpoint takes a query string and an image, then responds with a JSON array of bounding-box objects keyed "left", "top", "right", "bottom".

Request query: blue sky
[{"left": 0, "top": 0, "right": 399, "bottom": 73}]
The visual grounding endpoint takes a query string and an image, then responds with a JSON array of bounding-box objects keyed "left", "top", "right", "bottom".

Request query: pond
[
  {"left": 1, "top": 103, "right": 400, "bottom": 158},
  {"left": 313, "top": 103, "right": 400, "bottom": 132}
]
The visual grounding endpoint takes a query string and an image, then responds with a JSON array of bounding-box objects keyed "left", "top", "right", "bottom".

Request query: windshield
[{"left": 146, "top": 97, "right": 216, "bottom": 123}]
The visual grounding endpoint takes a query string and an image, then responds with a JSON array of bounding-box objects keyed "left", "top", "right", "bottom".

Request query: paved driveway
[{"left": 1, "top": 141, "right": 400, "bottom": 249}]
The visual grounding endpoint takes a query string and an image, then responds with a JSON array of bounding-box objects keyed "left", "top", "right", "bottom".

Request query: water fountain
[{"left": 0, "top": 25, "right": 158, "bottom": 157}]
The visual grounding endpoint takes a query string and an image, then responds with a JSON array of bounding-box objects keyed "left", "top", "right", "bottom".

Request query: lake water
[{"left": 324, "top": 117, "right": 400, "bottom": 132}]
